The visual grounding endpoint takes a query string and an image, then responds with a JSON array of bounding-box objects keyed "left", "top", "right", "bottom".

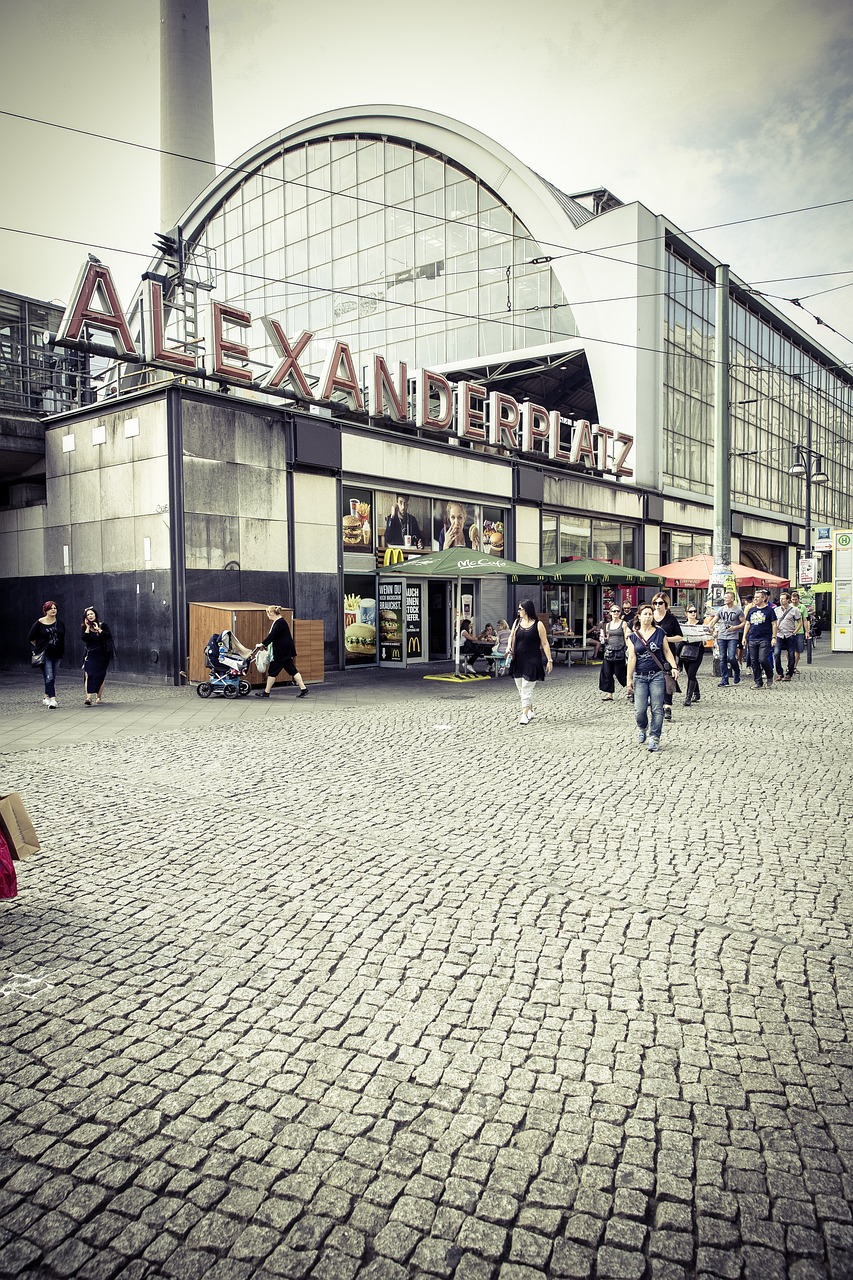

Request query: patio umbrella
[
  {"left": 648, "top": 554, "right": 790, "bottom": 589},
  {"left": 527, "top": 558, "right": 665, "bottom": 586},
  {"left": 809, "top": 582, "right": 833, "bottom": 594},
  {"left": 384, "top": 547, "right": 543, "bottom": 675}
]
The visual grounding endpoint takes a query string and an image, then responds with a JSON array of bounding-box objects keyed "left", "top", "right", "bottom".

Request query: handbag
[
  {"left": 255, "top": 646, "right": 270, "bottom": 675},
  {"left": 638, "top": 636, "right": 679, "bottom": 695},
  {"left": 31, "top": 650, "right": 45, "bottom": 667}
]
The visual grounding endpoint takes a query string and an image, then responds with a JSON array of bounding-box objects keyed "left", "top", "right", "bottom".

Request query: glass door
[{"left": 378, "top": 577, "right": 406, "bottom": 665}]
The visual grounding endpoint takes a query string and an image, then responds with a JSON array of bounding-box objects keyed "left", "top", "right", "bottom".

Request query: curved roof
[{"left": 180, "top": 104, "right": 602, "bottom": 262}]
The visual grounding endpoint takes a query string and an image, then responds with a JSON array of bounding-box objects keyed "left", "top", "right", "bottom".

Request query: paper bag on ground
[{"left": 0, "top": 793, "right": 40, "bottom": 861}]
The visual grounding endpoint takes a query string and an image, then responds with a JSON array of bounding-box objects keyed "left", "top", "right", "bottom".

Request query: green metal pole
[{"left": 711, "top": 264, "right": 732, "bottom": 607}]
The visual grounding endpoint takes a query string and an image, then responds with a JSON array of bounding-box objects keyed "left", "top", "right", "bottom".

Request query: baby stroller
[{"left": 197, "top": 630, "right": 253, "bottom": 699}]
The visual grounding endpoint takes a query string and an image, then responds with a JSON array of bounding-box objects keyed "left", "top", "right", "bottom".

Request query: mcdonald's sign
[
  {"left": 382, "top": 547, "right": 405, "bottom": 566},
  {"left": 407, "top": 635, "right": 421, "bottom": 654}
]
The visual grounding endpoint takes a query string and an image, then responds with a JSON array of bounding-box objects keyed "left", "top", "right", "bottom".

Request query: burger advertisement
[
  {"left": 341, "top": 485, "right": 373, "bottom": 554},
  {"left": 343, "top": 574, "right": 377, "bottom": 666},
  {"left": 377, "top": 581, "right": 404, "bottom": 663}
]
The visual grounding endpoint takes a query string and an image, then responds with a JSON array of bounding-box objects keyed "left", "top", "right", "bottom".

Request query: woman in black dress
[
  {"left": 28, "top": 600, "right": 65, "bottom": 709},
  {"left": 506, "top": 599, "right": 553, "bottom": 725},
  {"left": 253, "top": 606, "right": 308, "bottom": 698},
  {"left": 81, "top": 607, "right": 114, "bottom": 705}
]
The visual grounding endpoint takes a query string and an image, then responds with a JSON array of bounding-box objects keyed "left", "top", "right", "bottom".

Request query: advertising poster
[
  {"left": 378, "top": 580, "right": 404, "bottom": 662},
  {"left": 376, "top": 490, "right": 430, "bottom": 553},
  {"left": 433, "top": 498, "right": 482, "bottom": 551},
  {"left": 481, "top": 505, "right": 506, "bottom": 556},
  {"left": 341, "top": 485, "right": 373, "bottom": 555},
  {"left": 343, "top": 574, "right": 377, "bottom": 666},
  {"left": 406, "top": 585, "right": 423, "bottom": 658}
]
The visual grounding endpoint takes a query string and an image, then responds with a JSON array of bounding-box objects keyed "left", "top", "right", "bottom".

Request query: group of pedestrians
[{"left": 28, "top": 602, "right": 114, "bottom": 709}]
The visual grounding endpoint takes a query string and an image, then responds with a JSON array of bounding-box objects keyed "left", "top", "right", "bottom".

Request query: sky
[{"left": 1, "top": 0, "right": 852, "bottom": 365}]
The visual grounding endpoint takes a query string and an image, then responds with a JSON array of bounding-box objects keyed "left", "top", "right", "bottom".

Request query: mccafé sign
[{"left": 56, "top": 260, "right": 634, "bottom": 477}]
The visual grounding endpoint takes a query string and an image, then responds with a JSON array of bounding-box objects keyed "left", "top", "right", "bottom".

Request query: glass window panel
[
  {"left": 332, "top": 221, "right": 358, "bottom": 258},
  {"left": 542, "top": 514, "right": 558, "bottom": 564},
  {"left": 559, "top": 519, "right": 590, "bottom": 561},
  {"left": 385, "top": 165, "right": 413, "bottom": 205},
  {"left": 264, "top": 217, "right": 284, "bottom": 254},
  {"left": 357, "top": 142, "right": 382, "bottom": 182},
  {"left": 285, "top": 239, "right": 308, "bottom": 276},
  {"left": 306, "top": 141, "right": 330, "bottom": 171},
  {"left": 331, "top": 151, "right": 357, "bottom": 190},
  {"left": 224, "top": 202, "right": 243, "bottom": 239},
  {"left": 446, "top": 181, "right": 477, "bottom": 219}
]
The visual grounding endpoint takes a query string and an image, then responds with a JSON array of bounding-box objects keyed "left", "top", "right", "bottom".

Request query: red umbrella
[{"left": 648, "top": 554, "right": 789, "bottom": 589}]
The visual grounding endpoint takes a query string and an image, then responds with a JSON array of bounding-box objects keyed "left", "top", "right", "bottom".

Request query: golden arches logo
[{"left": 383, "top": 548, "right": 405, "bottom": 566}]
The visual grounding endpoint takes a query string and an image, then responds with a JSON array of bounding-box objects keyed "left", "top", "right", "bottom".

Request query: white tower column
[{"left": 160, "top": 0, "right": 216, "bottom": 232}]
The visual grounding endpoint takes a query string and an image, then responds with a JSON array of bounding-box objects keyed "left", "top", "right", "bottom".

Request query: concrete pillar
[{"left": 160, "top": 0, "right": 216, "bottom": 232}]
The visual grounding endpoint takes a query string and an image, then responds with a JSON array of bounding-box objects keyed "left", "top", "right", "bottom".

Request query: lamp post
[{"left": 788, "top": 416, "right": 828, "bottom": 664}]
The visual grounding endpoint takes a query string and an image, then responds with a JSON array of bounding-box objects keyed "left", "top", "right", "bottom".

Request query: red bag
[{"left": 0, "top": 828, "right": 17, "bottom": 899}]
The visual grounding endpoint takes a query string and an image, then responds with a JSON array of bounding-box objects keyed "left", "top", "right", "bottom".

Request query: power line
[
  {"left": 4, "top": 106, "right": 853, "bottom": 279},
  {"left": 3, "top": 220, "right": 853, "bottom": 381}
]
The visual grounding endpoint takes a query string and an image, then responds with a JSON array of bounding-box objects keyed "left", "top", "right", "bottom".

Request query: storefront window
[
  {"left": 559, "top": 518, "right": 590, "bottom": 561},
  {"left": 542, "top": 514, "right": 557, "bottom": 564},
  {"left": 343, "top": 574, "right": 377, "bottom": 666}
]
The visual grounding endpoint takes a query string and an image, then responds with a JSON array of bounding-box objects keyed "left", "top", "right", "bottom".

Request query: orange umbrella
[{"left": 648, "top": 554, "right": 789, "bottom": 589}]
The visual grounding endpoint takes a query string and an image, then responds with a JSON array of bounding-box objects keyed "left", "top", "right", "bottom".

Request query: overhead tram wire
[
  {"left": 3, "top": 221, "right": 853, "bottom": 378},
  {"left": 3, "top": 108, "right": 853, "bottom": 279}
]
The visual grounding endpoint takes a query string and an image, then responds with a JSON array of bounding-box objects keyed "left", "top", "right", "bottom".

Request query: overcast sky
[{"left": 2, "top": 0, "right": 851, "bottom": 364}]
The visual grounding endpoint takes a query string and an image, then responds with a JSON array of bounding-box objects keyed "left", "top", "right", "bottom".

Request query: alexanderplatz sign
[{"left": 56, "top": 260, "right": 635, "bottom": 478}]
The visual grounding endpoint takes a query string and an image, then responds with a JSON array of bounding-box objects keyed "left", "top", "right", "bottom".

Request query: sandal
[{"left": 84, "top": 698, "right": 92, "bottom": 706}]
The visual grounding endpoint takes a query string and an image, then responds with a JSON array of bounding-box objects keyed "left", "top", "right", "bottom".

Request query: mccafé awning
[
  {"left": 522, "top": 558, "right": 665, "bottom": 586},
  {"left": 384, "top": 548, "right": 543, "bottom": 675}
]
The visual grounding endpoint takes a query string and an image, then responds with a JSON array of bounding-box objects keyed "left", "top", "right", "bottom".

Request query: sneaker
[
  {"left": 526, "top": 708, "right": 535, "bottom": 720},
  {"left": 518, "top": 712, "right": 530, "bottom": 726},
  {"left": 42, "top": 696, "right": 49, "bottom": 707},
  {"left": 298, "top": 688, "right": 309, "bottom": 698},
  {"left": 663, "top": 707, "right": 672, "bottom": 721},
  {"left": 637, "top": 731, "right": 647, "bottom": 745},
  {"left": 717, "top": 681, "right": 729, "bottom": 687},
  {"left": 254, "top": 691, "right": 270, "bottom": 698},
  {"left": 732, "top": 678, "right": 741, "bottom": 685},
  {"left": 647, "top": 738, "right": 660, "bottom": 752},
  {"left": 48, "top": 697, "right": 57, "bottom": 709},
  {"left": 783, "top": 675, "right": 792, "bottom": 682}
]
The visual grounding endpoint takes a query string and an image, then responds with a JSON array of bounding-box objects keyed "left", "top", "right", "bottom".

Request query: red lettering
[
  {"left": 570, "top": 419, "right": 597, "bottom": 467},
  {"left": 613, "top": 432, "right": 634, "bottom": 477},
  {"left": 521, "top": 402, "right": 550, "bottom": 453},
  {"left": 549, "top": 410, "right": 573, "bottom": 462},
  {"left": 142, "top": 280, "right": 196, "bottom": 371},
  {"left": 458, "top": 382, "right": 487, "bottom": 441},
  {"left": 415, "top": 370, "right": 453, "bottom": 431},
  {"left": 260, "top": 321, "right": 314, "bottom": 397},
  {"left": 57, "top": 261, "right": 137, "bottom": 358},
  {"left": 372, "top": 355, "right": 408, "bottom": 421},
  {"left": 317, "top": 340, "right": 364, "bottom": 410},
  {"left": 211, "top": 301, "right": 253, "bottom": 384},
  {"left": 488, "top": 392, "right": 520, "bottom": 448},
  {"left": 595, "top": 426, "right": 615, "bottom": 472}
]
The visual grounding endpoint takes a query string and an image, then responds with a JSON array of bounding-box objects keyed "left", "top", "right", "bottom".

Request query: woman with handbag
[
  {"left": 81, "top": 606, "right": 115, "bottom": 705},
  {"left": 598, "top": 603, "right": 631, "bottom": 700},
  {"left": 626, "top": 603, "right": 679, "bottom": 753},
  {"left": 506, "top": 600, "right": 553, "bottom": 726},
  {"left": 252, "top": 606, "right": 308, "bottom": 699},
  {"left": 28, "top": 601, "right": 65, "bottom": 709},
  {"left": 678, "top": 604, "right": 708, "bottom": 706},
  {"left": 651, "top": 593, "right": 684, "bottom": 722}
]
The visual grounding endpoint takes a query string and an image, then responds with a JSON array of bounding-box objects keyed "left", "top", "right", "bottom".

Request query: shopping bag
[
  {"left": 0, "top": 793, "right": 41, "bottom": 862},
  {"left": 254, "top": 646, "right": 270, "bottom": 675},
  {"left": 0, "top": 829, "right": 16, "bottom": 899}
]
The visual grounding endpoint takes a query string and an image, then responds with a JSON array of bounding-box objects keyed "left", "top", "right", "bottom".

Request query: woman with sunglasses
[
  {"left": 678, "top": 605, "right": 709, "bottom": 706},
  {"left": 651, "top": 593, "right": 683, "bottom": 721},
  {"left": 598, "top": 603, "right": 631, "bottom": 701},
  {"left": 626, "top": 602, "right": 679, "bottom": 752}
]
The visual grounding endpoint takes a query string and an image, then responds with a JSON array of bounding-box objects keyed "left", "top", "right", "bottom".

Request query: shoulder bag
[
  {"left": 31, "top": 649, "right": 45, "bottom": 667},
  {"left": 635, "top": 632, "right": 679, "bottom": 695}
]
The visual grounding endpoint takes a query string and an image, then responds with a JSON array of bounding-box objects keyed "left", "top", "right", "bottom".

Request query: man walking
[
  {"left": 713, "top": 590, "right": 745, "bottom": 687},
  {"left": 790, "top": 590, "right": 810, "bottom": 672},
  {"left": 773, "top": 591, "right": 802, "bottom": 682},
  {"left": 742, "top": 589, "right": 778, "bottom": 689}
]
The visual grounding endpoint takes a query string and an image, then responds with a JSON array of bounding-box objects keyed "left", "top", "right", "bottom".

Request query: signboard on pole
[
  {"left": 815, "top": 526, "right": 832, "bottom": 552},
  {"left": 798, "top": 557, "right": 817, "bottom": 585}
]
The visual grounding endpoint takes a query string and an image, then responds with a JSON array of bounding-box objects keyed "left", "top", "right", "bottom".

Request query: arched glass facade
[{"left": 195, "top": 135, "right": 576, "bottom": 389}]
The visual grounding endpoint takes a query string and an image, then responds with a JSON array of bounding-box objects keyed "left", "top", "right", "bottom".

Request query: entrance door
[
  {"left": 405, "top": 582, "right": 426, "bottom": 664},
  {"left": 428, "top": 582, "right": 449, "bottom": 659},
  {"left": 377, "top": 578, "right": 406, "bottom": 665}
]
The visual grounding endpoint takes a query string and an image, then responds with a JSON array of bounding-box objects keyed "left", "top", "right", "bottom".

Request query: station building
[{"left": 2, "top": 106, "right": 851, "bottom": 677}]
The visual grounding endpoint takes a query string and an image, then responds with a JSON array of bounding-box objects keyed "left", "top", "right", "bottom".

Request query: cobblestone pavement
[{"left": 1, "top": 653, "right": 852, "bottom": 1280}]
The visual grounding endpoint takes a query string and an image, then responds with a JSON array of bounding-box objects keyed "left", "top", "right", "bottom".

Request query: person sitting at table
[
  {"left": 585, "top": 615, "right": 602, "bottom": 660},
  {"left": 478, "top": 623, "right": 497, "bottom": 643}
]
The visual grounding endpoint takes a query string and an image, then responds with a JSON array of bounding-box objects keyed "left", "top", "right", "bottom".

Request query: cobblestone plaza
[{"left": 1, "top": 657, "right": 852, "bottom": 1279}]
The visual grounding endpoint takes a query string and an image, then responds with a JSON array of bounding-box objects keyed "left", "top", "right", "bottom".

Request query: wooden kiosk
[{"left": 188, "top": 602, "right": 324, "bottom": 686}]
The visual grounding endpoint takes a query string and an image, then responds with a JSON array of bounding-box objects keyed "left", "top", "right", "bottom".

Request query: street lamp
[{"left": 788, "top": 416, "right": 828, "bottom": 664}]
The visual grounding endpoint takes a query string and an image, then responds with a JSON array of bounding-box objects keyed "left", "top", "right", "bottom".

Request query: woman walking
[
  {"left": 506, "top": 600, "right": 552, "bottom": 725},
  {"left": 253, "top": 606, "right": 308, "bottom": 698},
  {"left": 651, "top": 593, "right": 683, "bottom": 721},
  {"left": 599, "top": 603, "right": 631, "bottom": 700},
  {"left": 626, "top": 602, "right": 679, "bottom": 753},
  {"left": 81, "top": 607, "right": 115, "bottom": 705},
  {"left": 678, "top": 604, "right": 708, "bottom": 706},
  {"left": 28, "top": 601, "right": 65, "bottom": 709}
]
